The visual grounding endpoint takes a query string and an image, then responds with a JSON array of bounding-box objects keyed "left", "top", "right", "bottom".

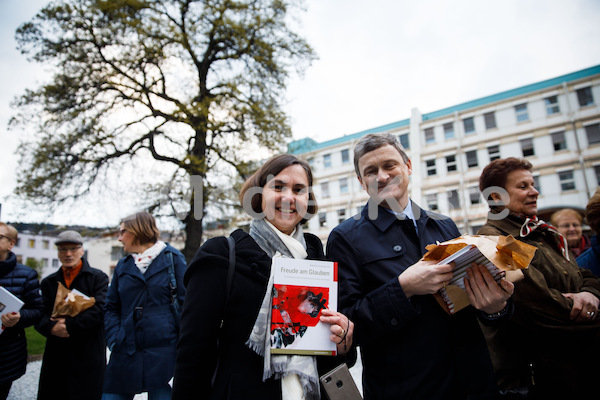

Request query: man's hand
[
  {"left": 464, "top": 264, "right": 514, "bottom": 314},
  {"left": 1, "top": 311, "right": 21, "bottom": 328},
  {"left": 398, "top": 260, "right": 454, "bottom": 298},
  {"left": 563, "top": 291, "right": 599, "bottom": 322},
  {"left": 50, "top": 317, "right": 70, "bottom": 338}
]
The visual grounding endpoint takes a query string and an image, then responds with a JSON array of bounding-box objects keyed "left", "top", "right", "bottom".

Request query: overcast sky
[{"left": 1, "top": 0, "right": 600, "bottom": 227}]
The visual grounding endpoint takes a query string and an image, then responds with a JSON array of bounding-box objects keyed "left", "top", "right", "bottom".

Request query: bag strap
[
  {"left": 167, "top": 251, "right": 181, "bottom": 329},
  {"left": 212, "top": 235, "right": 236, "bottom": 387},
  {"left": 221, "top": 236, "right": 236, "bottom": 327}
]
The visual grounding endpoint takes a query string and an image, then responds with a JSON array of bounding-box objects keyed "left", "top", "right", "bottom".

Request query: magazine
[
  {"left": 270, "top": 258, "right": 338, "bottom": 356},
  {"left": 0, "top": 286, "right": 25, "bottom": 335}
]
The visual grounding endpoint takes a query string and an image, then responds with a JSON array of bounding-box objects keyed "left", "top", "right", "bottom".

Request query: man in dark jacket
[
  {"left": 327, "top": 133, "right": 514, "bottom": 399},
  {"left": 0, "top": 223, "right": 44, "bottom": 400},
  {"left": 35, "top": 230, "right": 108, "bottom": 400}
]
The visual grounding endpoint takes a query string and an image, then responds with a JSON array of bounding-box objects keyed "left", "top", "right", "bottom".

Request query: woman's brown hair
[
  {"left": 479, "top": 157, "right": 533, "bottom": 205},
  {"left": 239, "top": 154, "right": 318, "bottom": 223},
  {"left": 120, "top": 211, "right": 160, "bottom": 245}
]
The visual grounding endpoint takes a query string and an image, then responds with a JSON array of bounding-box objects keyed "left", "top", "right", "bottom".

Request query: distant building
[
  {"left": 289, "top": 65, "right": 600, "bottom": 241},
  {"left": 11, "top": 232, "right": 60, "bottom": 279}
]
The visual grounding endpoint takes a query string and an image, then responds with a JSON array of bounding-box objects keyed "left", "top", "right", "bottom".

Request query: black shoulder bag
[{"left": 212, "top": 235, "right": 236, "bottom": 386}]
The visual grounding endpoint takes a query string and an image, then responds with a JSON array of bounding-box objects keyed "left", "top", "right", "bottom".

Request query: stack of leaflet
[{"left": 436, "top": 245, "right": 505, "bottom": 314}]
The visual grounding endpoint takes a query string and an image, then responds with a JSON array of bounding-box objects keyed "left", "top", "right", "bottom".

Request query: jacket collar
[
  {"left": 361, "top": 199, "right": 429, "bottom": 232},
  {"left": 0, "top": 251, "right": 17, "bottom": 277}
]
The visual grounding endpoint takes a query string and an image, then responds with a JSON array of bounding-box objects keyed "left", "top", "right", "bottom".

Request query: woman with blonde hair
[{"left": 103, "top": 212, "right": 186, "bottom": 400}]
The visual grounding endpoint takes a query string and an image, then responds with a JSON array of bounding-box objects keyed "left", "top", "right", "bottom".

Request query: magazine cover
[
  {"left": 270, "top": 258, "right": 338, "bottom": 356},
  {"left": 0, "top": 286, "right": 24, "bottom": 335}
]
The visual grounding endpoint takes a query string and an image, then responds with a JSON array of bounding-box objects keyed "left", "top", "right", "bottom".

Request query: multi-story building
[
  {"left": 290, "top": 65, "right": 600, "bottom": 241},
  {"left": 10, "top": 232, "right": 60, "bottom": 278}
]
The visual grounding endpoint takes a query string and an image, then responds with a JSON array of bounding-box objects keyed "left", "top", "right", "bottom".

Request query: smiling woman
[
  {"left": 477, "top": 157, "right": 600, "bottom": 399},
  {"left": 172, "top": 154, "right": 356, "bottom": 400}
]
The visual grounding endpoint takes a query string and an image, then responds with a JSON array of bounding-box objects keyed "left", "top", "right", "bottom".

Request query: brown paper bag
[
  {"left": 423, "top": 234, "right": 536, "bottom": 315},
  {"left": 51, "top": 282, "right": 96, "bottom": 318}
]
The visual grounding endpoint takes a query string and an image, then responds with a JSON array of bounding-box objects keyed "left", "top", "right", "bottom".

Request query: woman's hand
[
  {"left": 1, "top": 311, "right": 21, "bottom": 328},
  {"left": 563, "top": 291, "right": 599, "bottom": 322},
  {"left": 320, "top": 309, "right": 354, "bottom": 355},
  {"left": 464, "top": 263, "right": 514, "bottom": 314}
]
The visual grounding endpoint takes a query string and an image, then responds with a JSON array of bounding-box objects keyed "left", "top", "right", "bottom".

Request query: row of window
[
  {"left": 12, "top": 238, "right": 54, "bottom": 249},
  {"left": 424, "top": 86, "right": 595, "bottom": 144},
  {"left": 312, "top": 166, "right": 600, "bottom": 231},
  {"left": 314, "top": 121, "right": 598, "bottom": 176}
]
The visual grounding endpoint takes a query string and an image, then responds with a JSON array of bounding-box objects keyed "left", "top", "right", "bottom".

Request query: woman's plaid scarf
[{"left": 515, "top": 213, "right": 570, "bottom": 261}]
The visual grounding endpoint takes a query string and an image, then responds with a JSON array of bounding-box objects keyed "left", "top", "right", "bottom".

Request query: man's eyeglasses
[
  {"left": 57, "top": 246, "right": 82, "bottom": 253},
  {"left": 0, "top": 234, "right": 14, "bottom": 242}
]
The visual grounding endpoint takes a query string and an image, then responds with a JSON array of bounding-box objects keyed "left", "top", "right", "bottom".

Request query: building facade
[{"left": 290, "top": 65, "right": 600, "bottom": 241}]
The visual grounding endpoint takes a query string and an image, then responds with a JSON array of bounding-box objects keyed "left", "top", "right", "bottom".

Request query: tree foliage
[{"left": 12, "top": 0, "right": 316, "bottom": 260}]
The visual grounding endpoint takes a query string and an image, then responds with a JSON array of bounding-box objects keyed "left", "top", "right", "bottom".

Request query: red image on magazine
[{"left": 271, "top": 284, "right": 329, "bottom": 349}]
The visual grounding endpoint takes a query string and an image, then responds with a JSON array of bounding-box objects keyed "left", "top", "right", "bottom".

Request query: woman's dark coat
[
  {"left": 172, "top": 229, "right": 344, "bottom": 400},
  {"left": 104, "top": 244, "right": 186, "bottom": 394},
  {"left": 0, "top": 252, "right": 43, "bottom": 385},
  {"left": 478, "top": 216, "right": 600, "bottom": 398},
  {"left": 36, "top": 258, "right": 108, "bottom": 400}
]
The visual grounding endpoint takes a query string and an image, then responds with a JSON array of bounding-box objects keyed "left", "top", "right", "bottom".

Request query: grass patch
[{"left": 25, "top": 326, "right": 46, "bottom": 356}]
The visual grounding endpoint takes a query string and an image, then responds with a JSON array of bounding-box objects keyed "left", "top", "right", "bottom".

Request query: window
[
  {"left": 341, "top": 149, "right": 350, "bottom": 164},
  {"left": 426, "top": 193, "right": 438, "bottom": 211},
  {"left": 443, "top": 123, "right": 455, "bottom": 140},
  {"left": 41, "top": 259, "right": 48, "bottom": 268},
  {"left": 447, "top": 190, "right": 460, "bottom": 210},
  {"left": 577, "top": 87, "right": 594, "bottom": 107},
  {"left": 520, "top": 138, "right": 535, "bottom": 157},
  {"left": 321, "top": 182, "right": 330, "bottom": 198},
  {"left": 446, "top": 155, "right": 457, "bottom": 172},
  {"left": 466, "top": 150, "right": 478, "bottom": 168},
  {"left": 488, "top": 145, "right": 500, "bottom": 161},
  {"left": 318, "top": 213, "right": 327, "bottom": 227},
  {"left": 551, "top": 131, "right": 567, "bottom": 151},
  {"left": 558, "top": 170, "right": 575, "bottom": 191},
  {"left": 595, "top": 165, "right": 600, "bottom": 186},
  {"left": 111, "top": 246, "right": 124, "bottom": 261},
  {"left": 515, "top": 103, "right": 529, "bottom": 122},
  {"left": 399, "top": 133, "right": 410, "bottom": 149},
  {"left": 426, "top": 159, "right": 437, "bottom": 176},
  {"left": 533, "top": 175, "right": 541, "bottom": 195},
  {"left": 424, "top": 127, "right": 435, "bottom": 144},
  {"left": 469, "top": 187, "right": 481, "bottom": 205},
  {"left": 463, "top": 117, "right": 475, "bottom": 134},
  {"left": 323, "top": 154, "right": 331, "bottom": 168},
  {"left": 42, "top": 240, "right": 49, "bottom": 249},
  {"left": 484, "top": 112, "right": 497, "bottom": 129},
  {"left": 339, "top": 177, "right": 348, "bottom": 194},
  {"left": 15, "top": 238, "right": 21, "bottom": 247},
  {"left": 28, "top": 239, "right": 35, "bottom": 248},
  {"left": 307, "top": 158, "right": 314, "bottom": 168},
  {"left": 52, "top": 259, "right": 59, "bottom": 268},
  {"left": 545, "top": 95, "right": 560, "bottom": 115},
  {"left": 337, "top": 209, "right": 346, "bottom": 224},
  {"left": 586, "top": 123, "right": 600, "bottom": 145}
]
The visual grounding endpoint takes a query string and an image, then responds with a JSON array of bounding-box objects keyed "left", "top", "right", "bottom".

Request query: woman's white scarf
[
  {"left": 132, "top": 241, "right": 166, "bottom": 274},
  {"left": 246, "top": 218, "right": 320, "bottom": 400}
]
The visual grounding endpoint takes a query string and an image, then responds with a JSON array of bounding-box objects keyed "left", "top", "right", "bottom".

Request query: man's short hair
[
  {"left": 0, "top": 222, "right": 18, "bottom": 242},
  {"left": 353, "top": 133, "right": 409, "bottom": 177}
]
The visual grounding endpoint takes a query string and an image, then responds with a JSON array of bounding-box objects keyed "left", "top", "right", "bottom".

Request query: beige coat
[{"left": 478, "top": 214, "right": 600, "bottom": 397}]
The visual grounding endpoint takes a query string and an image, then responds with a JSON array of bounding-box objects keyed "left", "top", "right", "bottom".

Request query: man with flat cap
[{"left": 36, "top": 230, "right": 108, "bottom": 400}]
